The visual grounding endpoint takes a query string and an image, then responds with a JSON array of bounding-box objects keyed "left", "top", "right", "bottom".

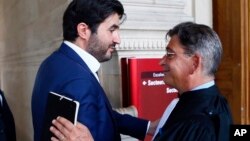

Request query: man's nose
[
  {"left": 113, "top": 31, "right": 121, "bottom": 44},
  {"left": 159, "top": 55, "right": 166, "bottom": 66}
]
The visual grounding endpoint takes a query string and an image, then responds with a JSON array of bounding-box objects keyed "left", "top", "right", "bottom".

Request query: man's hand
[{"left": 50, "top": 116, "right": 94, "bottom": 141}]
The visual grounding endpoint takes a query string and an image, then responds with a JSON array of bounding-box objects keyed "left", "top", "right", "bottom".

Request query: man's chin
[{"left": 99, "top": 55, "right": 112, "bottom": 62}]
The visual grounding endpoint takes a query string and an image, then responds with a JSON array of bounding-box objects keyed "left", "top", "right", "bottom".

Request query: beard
[{"left": 86, "top": 34, "right": 116, "bottom": 62}]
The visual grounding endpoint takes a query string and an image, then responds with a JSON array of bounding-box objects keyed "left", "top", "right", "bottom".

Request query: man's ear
[
  {"left": 190, "top": 54, "right": 201, "bottom": 74},
  {"left": 77, "top": 23, "right": 91, "bottom": 40}
]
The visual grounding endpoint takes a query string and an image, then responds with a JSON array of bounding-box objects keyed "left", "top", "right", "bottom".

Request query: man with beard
[{"left": 31, "top": 0, "right": 153, "bottom": 141}]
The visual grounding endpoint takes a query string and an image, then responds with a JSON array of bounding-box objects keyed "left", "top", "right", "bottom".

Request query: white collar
[
  {"left": 192, "top": 80, "right": 215, "bottom": 91},
  {"left": 64, "top": 41, "right": 100, "bottom": 81}
]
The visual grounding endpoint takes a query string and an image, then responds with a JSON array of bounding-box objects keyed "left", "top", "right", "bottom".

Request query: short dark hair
[
  {"left": 166, "top": 22, "right": 223, "bottom": 76},
  {"left": 63, "top": 0, "right": 125, "bottom": 41}
]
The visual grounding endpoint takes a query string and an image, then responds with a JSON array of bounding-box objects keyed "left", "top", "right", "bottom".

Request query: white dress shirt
[{"left": 64, "top": 41, "right": 100, "bottom": 82}]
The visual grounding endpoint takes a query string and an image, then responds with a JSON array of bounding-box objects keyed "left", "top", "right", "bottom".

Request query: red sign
[{"left": 121, "top": 58, "right": 178, "bottom": 140}]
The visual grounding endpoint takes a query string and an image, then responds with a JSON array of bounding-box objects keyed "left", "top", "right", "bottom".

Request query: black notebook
[{"left": 40, "top": 91, "right": 80, "bottom": 140}]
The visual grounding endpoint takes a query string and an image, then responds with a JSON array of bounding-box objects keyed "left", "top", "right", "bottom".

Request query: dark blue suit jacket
[{"left": 32, "top": 43, "right": 148, "bottom": 141}]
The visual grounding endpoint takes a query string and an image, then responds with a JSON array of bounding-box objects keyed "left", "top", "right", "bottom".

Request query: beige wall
[
  {"left": 0, "top": 0, "right": 212, "bottom": 140},
  {"left": 0, "top": 0, "right": 68, "bottom": 140}
]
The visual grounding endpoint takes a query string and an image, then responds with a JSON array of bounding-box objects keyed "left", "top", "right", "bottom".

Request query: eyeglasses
[
  {"left": 165, "top": 49, "right": 176, "bottom": 59},
  {"left": 165, "top": 49, "right": 193, "bottom": 60}
]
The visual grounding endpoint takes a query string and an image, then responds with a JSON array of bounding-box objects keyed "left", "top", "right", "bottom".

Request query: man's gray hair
[{"left": 166, "top": 22, "right": 223, "bottom": 76}]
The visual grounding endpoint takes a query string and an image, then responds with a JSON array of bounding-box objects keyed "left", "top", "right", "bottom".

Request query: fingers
[
  {"left": 50, "top": 116, "right": 94, "bottom": 141},
  {"left": 51, "top": 136, "right": 59, "bottom": 141},
  {"left": 54, "top": 117, "right": 74, "bottom": 135},
  {"left": 50, "top": 126, "right": 65, "bottom": 141},
  {"left": 50, "top": 116, "right": 73, "bottom": 140},
  {"left": 57, "top": 116, "right": 74, "bottom": 131}
]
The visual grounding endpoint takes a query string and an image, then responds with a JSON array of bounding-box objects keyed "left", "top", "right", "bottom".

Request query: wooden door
[{"left": 213, "top": 0, "right": 250, "bottom": 124}]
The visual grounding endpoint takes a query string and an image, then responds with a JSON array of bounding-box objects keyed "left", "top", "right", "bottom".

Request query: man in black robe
[{"left": 154, "top": 22, "right": 233, "bottom": 141}]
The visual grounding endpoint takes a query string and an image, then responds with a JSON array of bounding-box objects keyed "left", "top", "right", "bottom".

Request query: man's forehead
[{"left": 166, "top": 36, "right": 185, "bottom": 51}]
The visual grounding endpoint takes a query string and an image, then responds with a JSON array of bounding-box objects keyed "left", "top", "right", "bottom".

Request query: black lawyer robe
[{"left": 154, "top": 85, "right": 233, "bottom": 141}]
